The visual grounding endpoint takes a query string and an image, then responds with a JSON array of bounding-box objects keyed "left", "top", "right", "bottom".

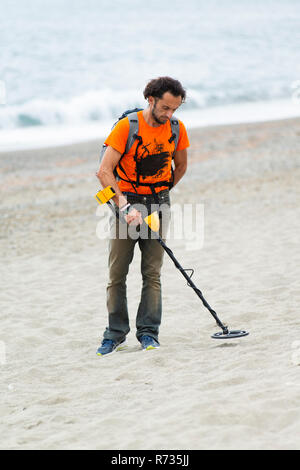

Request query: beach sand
[{"left": 1, "top": 117, "right": 300, "bottom": 450}]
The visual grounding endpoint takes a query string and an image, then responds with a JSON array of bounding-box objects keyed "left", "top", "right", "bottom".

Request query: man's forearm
[
  {"left": 96, "top": 168, "right": 127, "bottom": 208},
  {"left": 172, "top": 164, "right": 187, "bottom": 188},
  {"left": 96, "top": 167, "right": 142, "bottom": 225}
]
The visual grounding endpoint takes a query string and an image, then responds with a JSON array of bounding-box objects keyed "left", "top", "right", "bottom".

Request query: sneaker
[
  {"left": 96, "top": 338, "right": 127, "bottom": 356},
  {"left": 140, "top": 335, "right": 160, "bottom": 351}
]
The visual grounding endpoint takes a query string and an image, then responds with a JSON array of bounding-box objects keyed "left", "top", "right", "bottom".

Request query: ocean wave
[
  {"left": 0, "top": 85, "right": 290, "bottom": 131},
  {"left": 0, "top": 98, "right": 299, "bottom": 153},
  {"left": 0, "top": 89, "right": 142, "bottom": 130}
]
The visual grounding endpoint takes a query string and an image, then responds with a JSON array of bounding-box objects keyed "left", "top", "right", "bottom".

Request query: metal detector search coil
[{"left": 211, "top": 330, "right": 249, "bottom": 339}]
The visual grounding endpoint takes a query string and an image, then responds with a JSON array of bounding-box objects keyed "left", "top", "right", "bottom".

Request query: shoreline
[
  {"left": 1, "top": 116, "right": 299, "bottom": 197},
  {"left": 0, "top": 113, "right": 299, "bottom": 158},
  {"left": 1, "top": 96, "right": 299, "bottom": 155}
]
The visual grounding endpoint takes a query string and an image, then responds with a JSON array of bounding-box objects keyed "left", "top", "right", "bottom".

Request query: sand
[{"left": 0, "top": 117, "right": 300, "bottom": 450}]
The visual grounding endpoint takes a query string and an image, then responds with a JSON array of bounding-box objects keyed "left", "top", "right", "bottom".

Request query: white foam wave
[
  {"left": 0, "top": 89, "right": 144, "bottom": 130},
  {"left": 0, "top": 85, "right": 294, "bottom": 132},
  {"left": 0, "top": 95, "right": 299, "bottom": 153}
]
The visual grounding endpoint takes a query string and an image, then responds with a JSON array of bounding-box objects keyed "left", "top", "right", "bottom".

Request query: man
[{"left": 96, "top": 76, "right": 190, "bottom": 355}]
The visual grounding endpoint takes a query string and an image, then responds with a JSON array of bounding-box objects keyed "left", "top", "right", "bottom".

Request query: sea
[{"left": 0, "top": 0, "right": 300, "bottom": 151}]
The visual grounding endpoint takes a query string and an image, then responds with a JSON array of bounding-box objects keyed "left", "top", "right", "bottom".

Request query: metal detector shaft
[
  {"left": 154, "top": 235, "right": 229, "bottom": 334},
  {"left": 104, "top": 197, "right": 228, "bottom": 334}
]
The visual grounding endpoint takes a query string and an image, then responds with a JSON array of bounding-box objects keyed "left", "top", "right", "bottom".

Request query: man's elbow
[
  {"left": 96, "top": 165, "right": 111, "bottom": 184},
  {"left": 96, "top": 166, "right": 104, "bottom": 183}
]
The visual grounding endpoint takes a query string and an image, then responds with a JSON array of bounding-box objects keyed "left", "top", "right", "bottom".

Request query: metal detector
[{"left": 95, "top": 186, "right": 249, "bottom": 340}]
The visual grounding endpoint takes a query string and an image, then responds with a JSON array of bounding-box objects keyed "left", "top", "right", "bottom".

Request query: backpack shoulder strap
[
  {"left": 170, "top": 116, "right": 180, "bottom": 153},
  {"left": 124, "top": 111, "right": 140, "bottom": 155},
  {"left": 99, "top": 109, "right": 141, "bottom": 164}
]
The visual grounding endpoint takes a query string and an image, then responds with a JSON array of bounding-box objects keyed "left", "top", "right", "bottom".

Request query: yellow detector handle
[
  {"left": 94, "top": 186, "right": 160, "bottom": 232},
  {"left": 94, "top": 186, "right": 116, "bottom": 205}
]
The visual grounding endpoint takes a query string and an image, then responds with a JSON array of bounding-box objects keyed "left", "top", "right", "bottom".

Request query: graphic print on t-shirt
[{"left": 137, "top": 139, "right": 170, "bottom": 180}]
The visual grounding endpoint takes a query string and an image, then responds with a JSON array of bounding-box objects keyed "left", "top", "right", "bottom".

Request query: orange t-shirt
[{"left": 104, "top": 110, "right": 190, "bottom": 194}]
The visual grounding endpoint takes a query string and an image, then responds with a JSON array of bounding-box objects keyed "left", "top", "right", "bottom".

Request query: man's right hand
[{"left": 124, "top": 207, "right": 143, "bottom": 226}]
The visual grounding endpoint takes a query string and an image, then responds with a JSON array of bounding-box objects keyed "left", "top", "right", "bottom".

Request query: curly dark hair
[{"left": 143, "top": 76, "right": 186, "bottom": 102}]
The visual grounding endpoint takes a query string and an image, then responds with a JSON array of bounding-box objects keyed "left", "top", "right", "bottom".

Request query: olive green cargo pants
[{"left": 102, "top": 190, "right": 171, "bottom": 344}]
